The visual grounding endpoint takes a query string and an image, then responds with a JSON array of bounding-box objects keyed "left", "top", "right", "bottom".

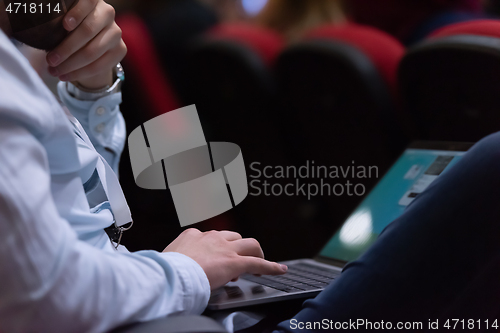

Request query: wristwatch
[{"left": 67, "top": 63, "right": 125, "bottom": 101}]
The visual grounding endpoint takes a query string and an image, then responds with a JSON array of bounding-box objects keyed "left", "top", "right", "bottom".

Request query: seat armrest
[{"left": 109, "top": 315, "right": 228, "bottom": 333}]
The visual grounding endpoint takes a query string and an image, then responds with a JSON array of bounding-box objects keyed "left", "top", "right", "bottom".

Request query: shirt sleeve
[
  {"left": 57, "top": 81, "right": 126, "bottom": 173},
  {"left": 0, "top": 119, "right": 211, "bottom": 333}
]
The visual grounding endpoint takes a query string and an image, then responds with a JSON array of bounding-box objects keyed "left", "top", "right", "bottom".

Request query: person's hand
[
  {"left": 163, "top": 229, "right": 288, "bottom": 290},
  {"left": 46, "top": 0, "right": 126, "bottom": 89}
]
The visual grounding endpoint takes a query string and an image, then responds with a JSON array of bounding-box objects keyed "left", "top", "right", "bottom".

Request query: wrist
[
  {"left": 74, "top": 70, "right": 113, "bottom": 90},
  {"left": 67, "top": 63, "right": 124, "bottom": 101}
]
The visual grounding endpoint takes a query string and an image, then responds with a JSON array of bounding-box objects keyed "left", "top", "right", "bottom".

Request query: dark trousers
[{"left": 276, "top": 132, "right": 500, "bottom": 332}]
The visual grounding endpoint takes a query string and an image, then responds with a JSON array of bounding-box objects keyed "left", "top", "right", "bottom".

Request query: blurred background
[{"left": 22, "top": 0, "right": 500, "bottom": 262}]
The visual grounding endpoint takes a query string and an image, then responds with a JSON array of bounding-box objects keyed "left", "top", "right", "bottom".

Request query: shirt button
[
  {"left": 95, "top": 123, "right": 106, "bottom": 133},
  {"left": 96, "top": 107, "right": 106, "bottom": 116}
]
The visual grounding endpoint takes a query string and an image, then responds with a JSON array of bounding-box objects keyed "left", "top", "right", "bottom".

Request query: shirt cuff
[
  {"left": 159, "top": 252, "right": 211, "bottom": 315},
  {"left": 57, "top": 81, "right": 124, "bottom": 151}
]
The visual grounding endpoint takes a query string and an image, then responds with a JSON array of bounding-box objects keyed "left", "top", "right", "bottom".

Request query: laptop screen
[{"left": 319, "top": 144, "right": 470, "bottom": 263}]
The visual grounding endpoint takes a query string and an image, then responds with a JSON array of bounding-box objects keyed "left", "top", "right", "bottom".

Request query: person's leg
[{"left": 276, "top": 132, "right": 500, "bottom": 332}]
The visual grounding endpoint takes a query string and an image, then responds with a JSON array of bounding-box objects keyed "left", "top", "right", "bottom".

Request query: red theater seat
[
  {"left": 304, "top": 24, "right": 404, "bottom": 94},
  {"left": 187, "top": 23, "right": 285, "bottom": 130},
  {"left": 430, "top": 19, "right": 500, "bottom": 39},
  {"left": 187, "top": 24, "right": 312, "bottom": 260},
  {"left": 186, "top": 22, "right": 287, "bottom": 177},
  {"left": 116, "top": 15, "right": 230, "bottom": 239},
  {"left": 207, "top": 23, "right": 284, "bottom": 66},
  {"left": 274, "top": 23, "right": 408, "bottom": 233},
  {"left": 399, "top": 20, "right": 500, "bottom": 141},
  {"left": 276, "top": 23, "right": 408, "bottom": 164},
  {"left": 116, "top": 14, "right": 180, "bottom": 117}
]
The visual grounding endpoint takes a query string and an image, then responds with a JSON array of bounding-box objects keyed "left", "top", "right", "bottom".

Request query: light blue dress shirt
[{"left": 0, "top": 30, "right": 210, "bottom": 333}]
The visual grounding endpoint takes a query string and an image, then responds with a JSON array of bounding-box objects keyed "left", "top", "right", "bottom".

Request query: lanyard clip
[{"left": 105, "top": 220, "right": 134, "bottom": 249}]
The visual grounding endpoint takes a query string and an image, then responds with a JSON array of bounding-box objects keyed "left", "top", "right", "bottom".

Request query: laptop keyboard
[{"left": 241, "top": 262, "right": 340, "bottom": 293}]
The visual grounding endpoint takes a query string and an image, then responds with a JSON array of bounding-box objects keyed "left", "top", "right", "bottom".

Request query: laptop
[{"left": 208, "top": 141, "right": 473, "bottom": 310}]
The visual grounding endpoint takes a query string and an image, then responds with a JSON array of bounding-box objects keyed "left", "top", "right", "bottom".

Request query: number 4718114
[
  {"left": 5, "top": 3, "right": 61, "bottom": 14},
  {"left": 444, "top": 319, "right": 498, "bottom": 330}
]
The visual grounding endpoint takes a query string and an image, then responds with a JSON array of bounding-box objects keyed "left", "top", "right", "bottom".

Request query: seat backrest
[
  {"left": 186, "top": 24, "right": 315, "bottom": 260},
  {"left": 305, "top": 24, "right": 404, "bottom": 93},
  {"left": 399, "top": 20, "right": 500, "bottom": 141},
  {"left": 429, "top": 19, "right": 500, "bottom": 39},
  {"left": 276, "top": 23, "right": 407, "bottom": 164},
  {"left": 115, "top": 15, "right": 234, "bottom": 248},
  {"left": 187, "top": 23, "right": 284, "bottom": 133},
  {"left": 186, "top": 22, "right": 288, "bottom": 189},
  {"left": 208, "top": 23, "right": 285, "bottom": 67},
  {"left": 274, "top": 23, "right": 407, "bottom": 229}
]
